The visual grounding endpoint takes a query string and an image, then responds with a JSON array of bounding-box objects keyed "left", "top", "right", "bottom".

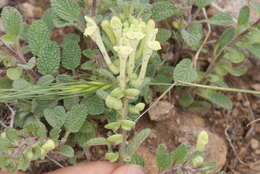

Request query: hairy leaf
[
  {"left": 156, "top": 144, "right": 172, "bottom": 170},
  {"left": 28, "top": 20, "right": 50, "bottom": 56},
  {"left": 152, "top": 1, "right": 177, "bottom": 21},
  {"left": 81, "top": 95, "right": 105, "bottom": 115},
  {"left": 44, "top": 106, "right": 67, "bottom": 128},
  {"left": 126, "top": 128, "right": 151, "bottom": 157},
  {"left": 195, "top": 0, "right": 213, "bottom": 8},
  {"left": 61, "top": 40, "right": 81, "bottom": 70},
  {"left": 171, "top": 144, "right": 191, "bottom": 164},
  {"left": 37, "top": 41, "right": 61, "bottom": 75},
  {"left": 181, "top": 24, "right": 203, "bottom": 49},
  {"left": 59, "top": 145, "right": 74, "bottom": 158},
  {"left": 173, "top": 59, "right": 198, "bottom": 83},
  {"left": 1, "top": 7, "right": 23, "bottom": 36},
  {"left": 156, "top": 28, "right": 172, "bottom": 42},
  {"left": 208, "top": 12, "right": 232, "bottom": 26},
  {"left": 51, "top": 0, "right": 80, "bottom": 22},
  {"left": 64, "top": 104, "right": 88, "bottom": 133},
  {"left": 237, "top": 6, "right": 250, "bottom": 28}
]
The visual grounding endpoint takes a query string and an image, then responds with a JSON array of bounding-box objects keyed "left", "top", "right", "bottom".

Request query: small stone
[
  {"left": 250, "top": 139, "right": 259, "bottom": 150},
  {"left": 148, "top": 101, "right": 175, "bottom": 121},
  {"left": 252, "top": 84, "right": 260, "bottom": 91},
  {"left": 255, "top": 150, "right": 260, "bottom": 155},
  {"left": 18, "top": 3, "right": 43, "bottom": 18}
]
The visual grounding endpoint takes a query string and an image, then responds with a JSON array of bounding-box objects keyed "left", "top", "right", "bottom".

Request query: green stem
[{"left": 177, "top": 81, "right": 260, "bottom": 95}]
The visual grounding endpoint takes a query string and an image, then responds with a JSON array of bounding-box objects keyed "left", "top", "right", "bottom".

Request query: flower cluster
[{"left": 84, "top": 15, "right": 161, "bottom": 162}]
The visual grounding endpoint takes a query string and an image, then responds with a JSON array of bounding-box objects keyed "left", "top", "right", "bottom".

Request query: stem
[
  {"left": 177, "top": 81, "right": 260, "bottom": 95},
  {"left": 60, "top": 131, "right": 70, "bottom": 146},
  {"left": 91, "top": 0, "right": 96, "bottom": 17}
]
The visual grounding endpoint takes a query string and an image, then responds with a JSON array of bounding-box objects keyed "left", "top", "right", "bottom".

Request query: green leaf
[
  {"left": 195, "top": 0, "right": 213, "bottom": 8},
  {"left": 224, "top": 49, "right": 245, "bottom": 63},
  {"left": 44, "top": 106, "right": 67, "bottom": 128},
  {"left": 84, "top": 137, "right": 109, "bottom": 147},
  {"left": 250, "top": 2, "right": 260, "bottom": 13},
  {"left": 1, "top": 7, "right": 23, "bottom": 36},
  {"left": 64, "top": 97, "right": 79, "bottom": 110},
  {"left": 179, "top": 94, "right": 194, "bottom": 108},
  {"left": 126, "top": 128, "right": 151, "bottom": 157},
  {"left": 61, "top": 40, "right": 81, "bottom": 70},
  {"left": 42, "top": 8, "right": 55, "bottom": 30},
  {"left": 12, "top": 79, "right": 32, "bottom": 90},
  {"left": 215, "top": 28, "right": 235, "bottom": 55},
  {"left": 181, "top": 24, "right": 203, "bottom": 49},
  {"left": 81, "top": 61, "right": 95, "bottom": 70},
  {"left": 0, "top": 138, "right": 11, "bottom": 151},
  {"left": 81, "top": 95, "right": 105, "bottom": 115},
  {"left": 28, "top": 20, "right": 50, "bottom": 56},
  {"left": 59, "top": 145, "right": 74, "bottom": 158},
  {"left": 6, "top": 67, "right": 23, "bottom": 80},
  {"left": 170, "top": 145, "right": 191, "bottom": 164},
  {"left": 237, "top": 6, "right": 250, "bottom": 28},
  {"left": 152, "top": 1, "right": 177, "bottom": 21},
  {"left": 37, "top": 41, "right": 61, "bottom": 75},
  {"left": 18, "top": 57, "right": 36, "bottom": 70},
  {"left": 156, "top": 144, "right": 172, "bottom": 170},
  {"left": 173, "top": 59, "right": 198, "bottom": 83},
  {"left": 50, "top": 128, "right": 61, "bottom": 140},
  {"left": 37, "top": 75, "right": 55, "bottom": 86},
  {"left": 227, "top": 67, "right": 246, "bottom": 76},
  {"left": 64, "top": 104, "right": 88, "bottom": 133},
  {"left": 130, "top": 154, "right": 145, "bottom": 167},
  {"left": 82, "top": 49, "right": 97, "bottom": 59},
  {"left": 246, "top": 44, "right": 260, "bottom": 59},
  {"left": 51, "top": 0, "right": 81, "bottom": 22},
  {"left": 73, "top": 122, "right": 96, "bottom": 147},
  {"left": 199, "top": 89, "right": 233, "bottom": 109},
  {"left": 156, "top": 29, "right": 172, "bottom": 42},
  {"left": 208, "top": 12, "right": 232, "bottom": 26},
  {"left": 63, "top": 33, "right": 80, "bottom": 43}
]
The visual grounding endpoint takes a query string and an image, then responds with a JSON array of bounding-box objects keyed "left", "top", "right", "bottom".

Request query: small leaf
[
  {"left": 28, "top": 20, "right": 50, "bottom": 56},
  {"left": 224, "top": 49, "right": 245, "bottom": 63},
  {"left": 81, "top": 61, "right": 95, "bottom": 70},
  {"left": 42, "top": 8, "right": 55, "bottom": 30},
  {"left": 37, "top": 41, "right": 61, "bottom": 75},
  {"left": 156, "top": 144, "right": 172, "bottom": 170},
  {"left": 64, "top": 104, "right": 88, "bottom": 133},
  {"left": 227, "top": 67, "right": 246, "bottom": 76},
  {"left": 179, "top": 94, "right": 194, "bottom": 108},
  {"left": 156, "top": 29, "right": 172, "bottom": 42},
  {"left": 208, "top": 12, "right": 232, "bottom": 26},
  {"left": 82, "top": 49, "right": 97, "bottom": 59},
  {"left": 61, "top": 39, "right": 81, "bottom": 70},
  {"left": 195, "top": 0, "right": 213, "bottom": 8},
  {"left": 130, "top": 154, "right": 145, "bottom": 167},
  {"left": 181, "top": 24, "right": 203, "bottom": 49},
  {"left": 44, "top": 106, "right": 67, "bottom": 128},
  {"left": 152, "top": 1, "right": 177, "bottom": 21},
  {"left": 173, "top": 59, "right": 198, "bottom": 83},
  {"left": 81, "top": 95, "right": 105, "bottom": 115},
  {"left": 237, "top": 6, "right": 250, "bottom": 28},
  {"left": 199, "top": 89, "right": 233, "bottom": 109},
  {"left": 50, "top": 128, "right": 61, "bottom": 140},
  {"left": 18, "top": 57, "right": 36, "bottom": 70},
  {"left": 246, "top": 44, "right": 260, "bottom": 59},
  {"left": 1, "top": 7, "right": 23, "bottom": 36},
  {"left": 59, "top": 145, "right": 74, "bottom": 158},
  {"left": 37, "top": 75, "right": 55, "bottom": 86},
  {"left": 0, "top": 34, "right": 16, "bottom": 46},
  {"left": 6, "top": 67, "right": 23, "bottom": 80},
  {"left": 215, "top": 28, "right": 235, "bottom": 56},
  {"left": 171, "top": 145, "right": 191, "bottom": 164},
  {"left": 84, "top": 137, "right": 109, "bottom": 147},
  {"left": 51, "top": 0, "right": 80, "bottom": 22},
  {"left": 64, "top": 97, "right": 79, "bottom": 110},
  {"left": 126, "top": 128, "right": 151, "bottom": 157},
  {"left": 72, "top": 122, "right": 96, "bottom": 147}
]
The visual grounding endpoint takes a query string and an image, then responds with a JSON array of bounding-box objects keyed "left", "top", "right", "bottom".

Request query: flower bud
[
  {"left": 120, "top": 120, "right": 136, "bottom": 131},
  {"left": 125, "top": 88, "right": 140, "bottom": 98},
  {"left": 148, "top": 41, "right": 161, "bottom": 51},
  {"left": 105, "top": 122, "right": 121, "bottom": 131},
  {"left": 113, "top": 46, "right": 133, "bottom": 58},
  {"left": 105, "top": 95, "right": 123, "bottom": 110},
  {"left": 196, "top": 131, "right": 209, "bottom": 152},
  {"left": 42, "top": 139, "right": 56, "bottom": 152},
  {"left": 107, "top": 134, "right": 123, "bottom": 145},
  {"left": 111, "top": 88, "right": 125, "bottom": 99},
  {"left": 105, "top": 152, "right": 119, "bottom": 162},
  {"left": 101, "top": 20, "right": 116, "bottom": 45},
  {"left": 111, "top": 16, "right": 122, "bottom": 29}
]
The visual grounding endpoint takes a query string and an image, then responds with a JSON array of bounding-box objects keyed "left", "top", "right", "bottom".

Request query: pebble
[
  {"left": 0, "top": 0, "right": 8, "bottom": 8},
  {"left": 250, "top": 139, "right": 259, "bottom": 150}
]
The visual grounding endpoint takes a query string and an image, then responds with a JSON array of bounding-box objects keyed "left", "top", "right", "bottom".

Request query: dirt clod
[
  {"left": 250, "top": 139, "right": 259, "bottom": 150},
  {"left": 148, "top": 101, "right": 175, "bottom": 121}
]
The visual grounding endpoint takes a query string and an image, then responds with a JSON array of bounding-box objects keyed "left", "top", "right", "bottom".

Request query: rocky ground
[{"left": 0, "top": 0, "right": 260, "bottom": 174}]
